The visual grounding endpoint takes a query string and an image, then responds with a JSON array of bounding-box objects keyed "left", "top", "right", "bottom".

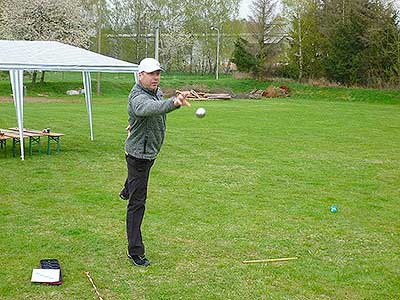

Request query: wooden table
[
  {"left": 0, "top": 128, "right": 65, "bottom": 158},
  {"left": 3, "top": 128, "right": 42, "bottom": 156},
  {"left": 9, "top": 128, "right": 65, "bottom": 155},
  {"left": 0, "top": 129, "right": 25, "bottom": 157}
]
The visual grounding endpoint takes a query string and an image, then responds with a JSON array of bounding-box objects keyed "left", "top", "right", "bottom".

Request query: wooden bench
[
  {"left": 0, "top": 133, "right": 12, "bottom": 158},
  {"left": 9, "top": 128, "right": 65, "bottom": 155},
  {"left": 0, "top": 129, "right": 26, "bottom": 157},
  {"left": 4, "top": 128, "right": 42, "bottom": 156},
  {"left": 46, "top": 132, "right": 65, "bottom": 154}
]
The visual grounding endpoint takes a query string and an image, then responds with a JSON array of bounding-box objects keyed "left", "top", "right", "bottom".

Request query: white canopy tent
[{"left": 0, "top": 40, "right": 139, "bottom": 160}]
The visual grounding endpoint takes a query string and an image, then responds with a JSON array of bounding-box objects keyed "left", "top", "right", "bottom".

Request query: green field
[{"left": 0, "top": 74, "right": 399, "bottom": 299}]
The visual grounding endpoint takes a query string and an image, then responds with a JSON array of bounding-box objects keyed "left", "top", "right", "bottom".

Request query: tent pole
[
  {"left": 83, "top": 71, "right": 94, "bottom": 140},
  {"left": 10, "top": 70, "right": 25, "bottom": 160}
]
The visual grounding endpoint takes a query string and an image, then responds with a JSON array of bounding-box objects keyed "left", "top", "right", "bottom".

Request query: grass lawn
[{"left": 0, "top": 75, "right": 399, "bottom": 299}]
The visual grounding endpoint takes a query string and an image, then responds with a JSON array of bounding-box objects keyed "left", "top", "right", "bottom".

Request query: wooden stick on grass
[
  {"left": 242, "top": 257, "right": 298, "bottom": 264},
  {"left": 84, "top": 272, "right": 104, "bottom": 300},
  {"left": 190, "top": 89, "right": 201, "bottom": 98}
]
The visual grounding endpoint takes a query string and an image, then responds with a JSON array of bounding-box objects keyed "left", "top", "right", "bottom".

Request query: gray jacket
[{"left": 125, "top": 83, "right": 178, "bottom": 159}]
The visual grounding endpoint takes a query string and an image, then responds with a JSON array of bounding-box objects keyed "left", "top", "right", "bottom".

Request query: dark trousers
[{"left": 125, "top": 155, "right": 155, "bottom": 256}]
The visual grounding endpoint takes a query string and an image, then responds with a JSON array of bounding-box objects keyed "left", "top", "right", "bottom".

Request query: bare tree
[
  {"left": 106, "top": 0, "right": 240, "bottom": 73},
  {"left": 80, "top": 0, "right": 109, "bottom": 94},
  {"left": 247, "top": 0, "right": 280, "bottom": 77},
  {"left": 182, "top": 0, "right": 241, "bottom": 73},
  {"left": 283, "top": 0, "right": 318, "bottom": 82}
]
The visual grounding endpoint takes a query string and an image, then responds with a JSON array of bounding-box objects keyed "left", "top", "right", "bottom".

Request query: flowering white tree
[
  {"left": 0, "top": 0, "right": 92, "bottom": 82},
  {"left": 160, "top": 26, "right": 192, "bottom": 71},
  {"left": 106, "top": 0, "right": 241, "bottom": 72},
  {"left": 0, "top": 0, "right": 91, "bottom": 48}
]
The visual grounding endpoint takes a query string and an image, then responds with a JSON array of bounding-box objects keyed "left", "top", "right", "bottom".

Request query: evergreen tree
[
  {"left": 285, "top": 0, "right": 400, "bottom": 86},
  {"left": 231, "top": 37, "right": 258, "bottom": 72},
  {"left": 322, "top": 0, "right": 400, "bottom": 85},
  {"left": 362, "top": 0, "right": 400, "bottom": 86},
  {"left": 324, "top": 6, "right": 367, "bottom": 84}
]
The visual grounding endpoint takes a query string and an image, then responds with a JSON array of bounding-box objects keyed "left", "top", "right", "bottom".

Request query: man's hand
[{"left": 174, "top": 91, "right": 191, "bottom": 107}]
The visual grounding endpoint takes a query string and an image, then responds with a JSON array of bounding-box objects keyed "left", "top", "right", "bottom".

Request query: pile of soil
[{"left": 249, "top": 85, "right": 290, "bottom": 99}]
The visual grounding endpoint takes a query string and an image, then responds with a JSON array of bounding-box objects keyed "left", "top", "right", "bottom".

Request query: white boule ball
[{"left": 195, "top": 107, "right": 206, "bottom": 118}]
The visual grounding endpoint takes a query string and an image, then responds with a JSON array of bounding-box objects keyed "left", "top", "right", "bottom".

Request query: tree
[
  {"left": 284, "top": 0, "right": 326, "bottom": 81},
  {"left": 0, "top": 0, "right": 91, "bottom": 83},
  {"left": 160, "top": 23, "right": 192, "bottom": 71},
  {"left": 231, "top": 37, "right": 258, "bottom": 72},
  {"left": 181, "top": 0, "right": 241, "bottom": 73},
  {"left": 80, "top": 0, "right": 110, "bottom": 94},
  {"left": 156, "top": 0, "right": 190, "bottom": 71},
  {"left": 107, "top": 0, "right": 160, "bottom": 63},
  {"left": 94, "top": 0, "right": 242, "bottom": 73},
  {"left": 362, "top": 0, "right": 400, "bottom": 86},
  {"left": 321, "top": 0, "right": 400, "bottom": 85},
  {"left": 247, "top": 0, "right": 282, "bottom": 78},
  {"left": 0, "top": 0, "right": 90, "bottom": 47},
  {"left": 283, "top": 0, "right": 400, "bottom": 86}
]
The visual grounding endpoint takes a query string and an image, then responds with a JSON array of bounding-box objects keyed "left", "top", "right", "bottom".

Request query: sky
[
  {"left": 239, "top": 0, "right": 400, "bottom": 19},
  {"left": 239, "top": 0, "right": 252, "bottom": 19},
  {"left": 239, "top": 0, "right": 282, "bottom": 19}
]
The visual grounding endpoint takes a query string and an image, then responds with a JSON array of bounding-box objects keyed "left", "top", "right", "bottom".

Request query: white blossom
[{"left": 0, "top": 0, "right": 91, "bottom": 48}]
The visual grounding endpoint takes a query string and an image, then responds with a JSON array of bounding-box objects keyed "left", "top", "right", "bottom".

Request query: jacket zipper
[{"left": 143, "top": 137, "right": 147, "bottom": 154}]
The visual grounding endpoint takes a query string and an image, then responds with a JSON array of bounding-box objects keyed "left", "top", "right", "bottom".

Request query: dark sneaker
[
  {"left": 119, "top": 192, "right": 129, "bottom": 200},
  {"left": 127, "top": 251, "right": 150, "bottom": 267}
]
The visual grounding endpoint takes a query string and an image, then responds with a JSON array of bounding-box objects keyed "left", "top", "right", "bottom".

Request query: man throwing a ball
[{"left": 122, "top": 58, "right": 191, "bottom": 267}]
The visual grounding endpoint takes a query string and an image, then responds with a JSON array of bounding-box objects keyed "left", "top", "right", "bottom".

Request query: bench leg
[
  {"left": 56, "top": 137, "right": 60, "bottom": 153},
  {"left": 29, "top": 137, "right": 32, "bottom": 156},
  {"left": 47, "top": 136, "right": 51, "bottom": 155},
  {"left": 0, "top": 140, "right": 6, "bottom": 158},
  {"left": 47, "top": 136, "right": 61, "bottom": 154},
  {"left": 12, "top": 138, "right": 16, "bottom": 157},
  {"left": 29, "top": 136, "right": 41, "bottom": 156}
]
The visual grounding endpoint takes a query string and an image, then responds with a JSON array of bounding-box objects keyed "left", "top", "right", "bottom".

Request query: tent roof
[{"left": 0, "top": 40, "right": 138, "bottom": 72}]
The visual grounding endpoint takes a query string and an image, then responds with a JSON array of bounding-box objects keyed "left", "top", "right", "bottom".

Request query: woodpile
[{"left": 176, "top": 89, "right": 231, "bottom": 100}]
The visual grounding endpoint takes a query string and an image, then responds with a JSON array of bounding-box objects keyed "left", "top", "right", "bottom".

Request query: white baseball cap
[{"left": 138, "top": 58, "right": 163, "bottom": 73}]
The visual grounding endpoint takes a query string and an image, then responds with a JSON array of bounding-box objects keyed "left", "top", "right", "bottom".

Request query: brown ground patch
[
  {"left": 0, "top": 97, "right": 81, "bottom": 103},
  {"left": 163, "top": 86, "right": 234, "bottom": 98}
]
